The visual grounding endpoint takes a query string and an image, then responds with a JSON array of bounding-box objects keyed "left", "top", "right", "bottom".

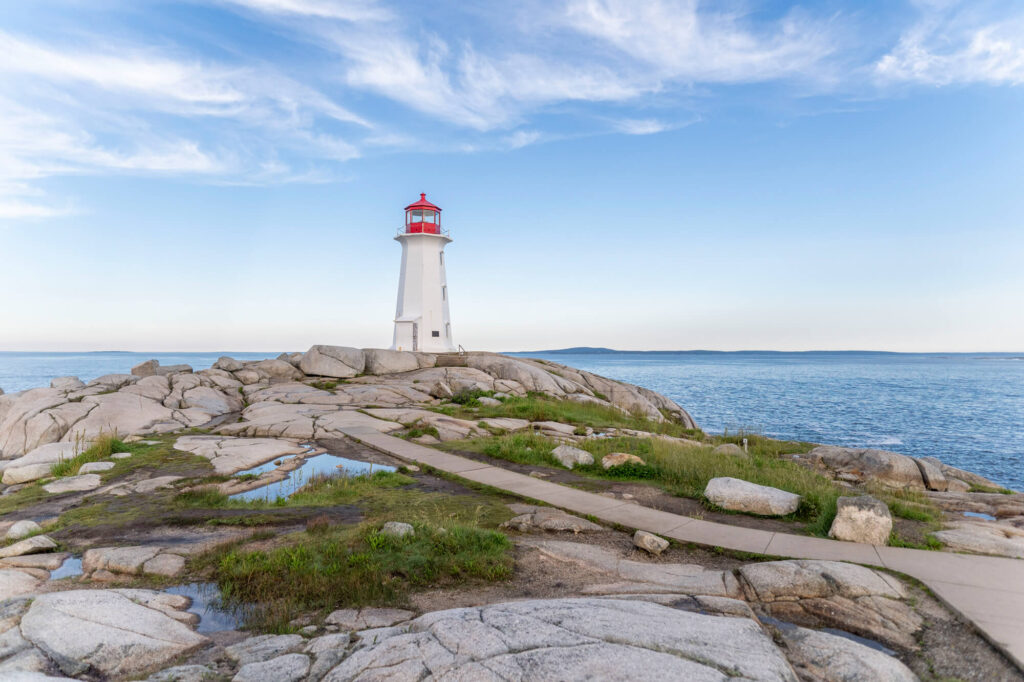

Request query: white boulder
[
  {"left": 633, "top": 530, "right": 670, "bottom": 555},
  {"left": 828, "top": 496, "right": 892, "bottom": 545},
  {"left": 551, "top": 444, "right": 594, "bottom": 469},
  {"left": 704, "top": 477, "right": 801, "bottom": 516}
]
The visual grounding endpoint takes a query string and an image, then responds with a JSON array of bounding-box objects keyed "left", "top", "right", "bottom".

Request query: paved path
[{"left": 341, "top": 426, "right": 1024, "bottom": 671}]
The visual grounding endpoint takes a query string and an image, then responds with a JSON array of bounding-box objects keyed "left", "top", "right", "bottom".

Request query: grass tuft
[{"left": 50, "top": 433, "right": 130, "bottom": 477}]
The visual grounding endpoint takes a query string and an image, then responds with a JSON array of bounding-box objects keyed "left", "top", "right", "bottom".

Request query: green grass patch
[
  {"left": 968, "top": 484, "right": 1014, "bottom": 495},
  {"left": 310, "top": 380, "right": 341, "bottom": 391},
  {"left": 889, "top": 532, "right": 944, "bottom": 551},
  {"left": 455, "top": 432, "right": 841, "bottom": 533},
  {"left": 403, "top": 423, "right": 441, "bottom": 441},
  {"left": 434, "top": 393, "right": 705, "bottom": 440},
  {"left": 50, "top": 433, "right": 130, "bottom": 477},
  {"left": 206, "top": 521, "right": 512, "bottom": 631},
  {"left": 101, "top": 436, "right": 213, "bottom": 481}
]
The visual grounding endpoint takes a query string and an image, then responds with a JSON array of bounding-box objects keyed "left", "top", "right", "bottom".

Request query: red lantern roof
[{"left": 404, "top": 193, "right": 441, "bottom": 212}]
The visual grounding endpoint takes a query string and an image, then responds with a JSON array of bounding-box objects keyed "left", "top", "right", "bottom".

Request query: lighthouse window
[
  {"left": 442, "top": 286, "right": 446, "bottom": 300},
  {"left": 431, "top": 331, "right": 440, "bottom": 337},
  {"left": 440, "top": 253, "right": 444, "bottom": 266},
  {"left": 424, "top": 211, "right": 436, "bottom": 224}
]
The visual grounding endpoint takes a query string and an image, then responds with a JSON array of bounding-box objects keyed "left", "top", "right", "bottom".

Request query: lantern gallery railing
[{"left": 397, "top": 226, "right": 451, "bottom": 237}]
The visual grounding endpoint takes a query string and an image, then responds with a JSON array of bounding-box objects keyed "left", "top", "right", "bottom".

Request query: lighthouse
[{"left": 391, "top": 193, "right": 456, "bottom": 353}]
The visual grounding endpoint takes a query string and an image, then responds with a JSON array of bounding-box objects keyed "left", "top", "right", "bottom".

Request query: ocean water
[
  {"left": 511, "top": 351, "right": 1024, "bottom": 491},
  {"left": 1, "top": 350, "right": 1021, "bottom": 490}
]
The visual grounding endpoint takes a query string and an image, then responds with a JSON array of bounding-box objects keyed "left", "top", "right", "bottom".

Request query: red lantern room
[{"left": 404, "top": 193, "right": 441, "bottom": 234}]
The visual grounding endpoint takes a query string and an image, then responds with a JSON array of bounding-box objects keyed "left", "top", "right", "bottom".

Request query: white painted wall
[{"left": 391, "top": 232, "right": 456, "bottom": 352}]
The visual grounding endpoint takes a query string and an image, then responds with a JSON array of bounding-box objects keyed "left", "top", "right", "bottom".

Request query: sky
[{"left": 1, "top": 0, "right": 1023, "bottom": 353}]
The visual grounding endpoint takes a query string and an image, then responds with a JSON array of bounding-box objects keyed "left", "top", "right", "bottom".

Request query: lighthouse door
[{"left": 412, "top": 323, "right": 419, "bottom": 351}]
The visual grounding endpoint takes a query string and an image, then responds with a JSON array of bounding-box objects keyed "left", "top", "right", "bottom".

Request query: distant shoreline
[{"left": 511, "top": 347, "right": 1024, "bottom": 357}]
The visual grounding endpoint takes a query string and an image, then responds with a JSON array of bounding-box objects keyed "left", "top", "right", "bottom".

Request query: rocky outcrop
[
  {"left": 807, "top": 446, "right": 926, "bottom": 489},
  {"left": 18, "top": 589, "right": 207, "bottom": 678},
  {"left": 829, "top": 495, "right": 893, "bottom": 545},
  {"left": 327, "top": 598, "right": 797, "bottom": 681},
  {"left": 932, "top": 521, "right": 1024, "bottom": 559},
  {"left": 737, "top": 560, "right": 922, "bottom": 650},
  {"left": 0, "top": 347, "right": 697, "bottom": 460},
  {"left": 704, "top": 477, "right": 801, "bottom": 516}
]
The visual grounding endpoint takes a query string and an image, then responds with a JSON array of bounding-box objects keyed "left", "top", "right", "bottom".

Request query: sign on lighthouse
[{"left": 391, "top": 193, "right": 456, "bottom": 353}]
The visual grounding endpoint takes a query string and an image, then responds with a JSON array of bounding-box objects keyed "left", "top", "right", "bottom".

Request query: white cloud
[
  {"left": 503, "top": 130, "right": 542, "bottom": 149},
  {"left": 559, "top": 0, "right": 836, "bottom": 83},
  {"left": 876, "top": 3, "right": 1024, "bottom": 85},
  {"left": 218, "top": 0, "right": 391, "bottom": 21},
  {"left": 615, "top": 118, "right": 669, "bottom": 135}
]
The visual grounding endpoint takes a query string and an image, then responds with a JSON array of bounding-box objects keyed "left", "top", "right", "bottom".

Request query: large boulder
[
  {"left": 299, "top": 346, "right": 365, "bottom": 379},
  {"left": 808, "top": 446, "right": 925, "bottom": 489},
  {"left": 19, "top": 589, "right": 208, "bottom": 678},
  {"left": 551, "top": 444, "right": 593, "bottom": 469},
  {"left": 324, "top": 598, "right": 797, "bottom": 681},
  {"left": 50, "top": 376, "right": 85, "bottom": 391},
  {"left": 829, "top": 496, "right": 892, "bottom": 545},
  {"left": 704, "top": 477, "right": 801, "bottom": 516},
  {"left": 362, "top": 349, "right": 422, "bottom": 375},
  {"left": 252, "top": 359, "right": 304, "bottom": 381}
]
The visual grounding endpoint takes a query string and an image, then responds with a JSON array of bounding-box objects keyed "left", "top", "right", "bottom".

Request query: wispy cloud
[
  {"left": 217, "top": 0, "right": 391, "bottom": 21},
  {"left": 876, "top": 2, "right": 1024, "bottom": 85},
  {"left": 0, "top": 27, "right": 370, "bottom": 220},
  {"left": 558, "top": 0, "right": 837, "bottom": 83}
]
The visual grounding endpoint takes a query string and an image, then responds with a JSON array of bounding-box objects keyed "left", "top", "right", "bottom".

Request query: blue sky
[{"left": 1, "top": 0, "right": 1022, "bottom": 352}]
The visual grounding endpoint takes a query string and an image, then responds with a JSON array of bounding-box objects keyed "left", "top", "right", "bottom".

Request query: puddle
[
  {"left": 819, "top": 628, "right": 896, "bottom": 655},
  {"left": 963, "top": 511, "right": 997, "bottom": 521},
  {"left": 761, "top": 616, "right": 896, "bottom": 656},
  {"left": 49, "top": 556, "right": 83, "bottom": 580},
  {"left": 236, "top": 455, "right": 299, "bottom": 477},
  {"left": 229, "top": 454, "right": 395, "bottom": 502},
  {"left": 164, "top": 582, "right": 244, "bottom": 633}
]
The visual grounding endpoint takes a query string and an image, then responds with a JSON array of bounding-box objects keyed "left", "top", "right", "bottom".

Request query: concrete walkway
[{"left": 340, "top": 426, "right": 1024, "bottom": 671}]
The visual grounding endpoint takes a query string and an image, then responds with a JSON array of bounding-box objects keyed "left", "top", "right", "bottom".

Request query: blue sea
[{"left": 1, "top": 350, "right": 1021, "bottom": 490}]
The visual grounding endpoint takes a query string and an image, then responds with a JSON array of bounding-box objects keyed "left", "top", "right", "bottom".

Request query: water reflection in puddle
[
  {"left": 236, "top": 455, "right": 299, "bottom": 477},
  {"left": 229, "top": 453, "right": 396, "bottom": 502},
  {"left": 963, "top": 511, "right": 997, "bottom": 521},
  {"left": 50, "top": 556, "right": 83, "bottom": 580},
  {"left": 164, "top": 582, "right": 244, "bottom": 633},
  {"left": 761, "top": 616, "right": 896, "bottom": 656}
]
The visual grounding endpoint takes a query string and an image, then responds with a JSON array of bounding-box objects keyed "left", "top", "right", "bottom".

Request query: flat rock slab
[
  {"left": 19, "top": 589, "right": 208, "bottom": 678},
  {"left": 174, "top": 435, "right": 309, "bottom": 475},
  {"left": 780, "top": 624, "right": 917, "bottom": 681},
  {"left": 501, "top": 508, "right": 604, "bottom": 533},
  {"left": 704, "top": 477, "right": 801, "bottom": 516},
  {"left": 42, "top": 474, "right": 101, "bottom": 494},
  {"left": 326, "top": 598, "right": 797, "bottom": 681},
  {"left": 933, "top": 521, "right": 1024, "bottom": 558},
  {"left": 0, "top": 568, "right": 43, "bottom": 600},
  {"left": 0, "top": 535, "right": 57, "bottom": 559},
  {"left": 527, "top": 539, "right": 737, "bottom": 597},
  {"left": 83, "top": 546, "right": 162, "bottom": 575},
  {"left": 78, "top": 461, "right": 115, "bottom": 474},
  {"left": 234, "top": 653, "right": 310, "bottom": 682},
  {"left": 325, "top": 607, "right": 415, "bottom": 631},
  {"left": 226, "top": 634, "right": 305, "bottom": 666}
]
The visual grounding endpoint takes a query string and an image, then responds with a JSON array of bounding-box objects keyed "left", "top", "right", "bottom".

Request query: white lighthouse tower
[{"left": 391, "top": 193, "right": 456, "bottom": 353}]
